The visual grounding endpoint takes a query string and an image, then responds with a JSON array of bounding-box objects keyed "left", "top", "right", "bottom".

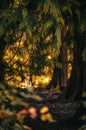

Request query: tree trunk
[
  {"left": 46, "top": 66, "right": 60, "bottom": 89},
  {"left": 63, "top": 51, "right": 82, "bottom": 100},
  {"left": 82, "top": 31, "right": 86, "bottom": 91},
  {"left": 46, "top": 43, "right": 68, "bottom": 90},
  {"left": 61, "top": 32, "right": 84, "bottom": 101},
  {"left": 59, "top": 43, "right": 68, "bottom": 87},
  {"left": 83, "top": 63, "right": 86, "bottom": 91},
  {"left": 0, "top": 38, "right": 7, "bottom": 82}
]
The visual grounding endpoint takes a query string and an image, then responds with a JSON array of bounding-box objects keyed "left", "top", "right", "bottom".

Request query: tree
[
  {"left": 61, "top": 0, "right": 86, "bottom": 100},
  {"left": 0, "top": 0, "right": 86, "bottom": 101},
  {"left": 0, "top": 0, "right": 63, "bottom": 84}
]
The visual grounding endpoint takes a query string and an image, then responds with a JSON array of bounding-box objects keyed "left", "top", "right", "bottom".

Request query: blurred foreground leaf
[
  {"left": 0, "top": 127, "right": 4, "bottom": 130},
  {"left": 81, "top": 125, "right": 86, "bottom": 130},
  {"left": 13, "top": 123, "right": 23, "bottom": 130}
]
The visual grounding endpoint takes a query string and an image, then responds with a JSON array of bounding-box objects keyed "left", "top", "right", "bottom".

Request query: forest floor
[
  {"left": 0, "top": 86, "right": 86, "bottom": 130},
  {"left": 22, "top": 89, "right": 85, "bottom": 130}
]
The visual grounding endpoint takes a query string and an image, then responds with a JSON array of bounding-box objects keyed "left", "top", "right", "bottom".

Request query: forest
[{"left": 0, "top": 0, "right": 86, "bottom": 130}]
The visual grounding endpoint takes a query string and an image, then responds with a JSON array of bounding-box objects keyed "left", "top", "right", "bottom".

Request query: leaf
[
  {"left": 37, "top": 0, "right": 45, "bottom": 11},
  {"left": 80, "top": 115, "right": 86, "bottom": 121},
  {"left": 23, "top": 125, "right": 32, "bottom": 130},
  {"left": 83, "top": 101, "right": 86, "bottom": 107},
  {"left": 82, "top": 47, "right": 86, "bottom": 62},
  {"left": 82, "top": 91, "right": 86, "bottom": 98},
  {"left": 59, "top": 17, "right": 65, "bottom": 26},
  {"left": 0, "top": 127, "right": 4, "bottom": 130},
  {"left": 13, "top": 123, "right": 23, "bottom": 130},
  {"left": 81, "top": 125, "right": 86, "bottom": 130},
  {"left": 40, "top": 106, "right": 49, "bottom": 114},
  {"left": 5, "top": 109, "right": 13, "bottom": 115},
  {"left": 18, "top": 109, "right": 28, "bottom": 115},
  {"left": 32, "top": 94, "right": 43, "bottom": 101},
  {"left": 49, "top": 0, "right": 58, "bottom": 17},
  {"left": 0, "top": 82, "right": 6, "bottom": 89},
  {"left": 44, "top": 113, "right": 55, "bottom": 122},
  {"left": 20, "top": 1, "right": 29, "bottom": 6},
  {"left": 40, "top": 112, "right": 55, "bottom": 122},
  {"left": 19, "top": 21, "right": 25, "bottom": 30},
  {"left": 28, "top": 107, "right": 37, "bottom": 119},
  {"left": 56, "top": 62, "right": 62, "bottom": 68},
  {"left": 22, "top": 8, "right": 28, "bottom": 18},
  {"left": 75, "top": 9, "right": 80, "bottom": 22},
  {"left": 44, "top": 0, "right": 50, "bottom": 14},
  {"left": 42, "top": 20, "right": 53, "bottom": 37},
  {"left": 62, "top": 5, "right": 72, "bottom": 16}
]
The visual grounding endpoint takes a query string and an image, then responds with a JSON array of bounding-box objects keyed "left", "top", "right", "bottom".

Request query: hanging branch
[{"left": 6, "top": 40, "right": 20, "bottom": 65}]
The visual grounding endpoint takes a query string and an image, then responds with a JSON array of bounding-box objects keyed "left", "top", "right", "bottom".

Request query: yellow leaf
[
  {"left": 40, "top": 114, "right": 47, "bottom": 121},
  {"left": 9, "top": 96, "right": 15, "bottom": 100},
  {"left": 17, "top": 113, "right": 24, "bottom": 123},
  {"left": 40, "top": 113, "right": 55, "bottom": 122},
  {"left": 45, "top": 113, "right": 54, "bottom": 122},
  {"left": 40, "top": 106, "right": 49, "bottom": 114}
]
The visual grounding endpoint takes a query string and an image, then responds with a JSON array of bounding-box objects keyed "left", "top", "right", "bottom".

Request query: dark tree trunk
[
  {"left": 46, "top": 43, "right": 68, "bottom": 90},
  {"left": 63, "top": 50, "right": 82, "bottom": 100},
  {"left": 61, "top": 32, "right": 85, "bottom": 101},
  {"left": 59, "top": 43, "right": 68, "bottom": 87},
  {"left": 0, "top": 37, "right": 7, "bottom": 82},
  {"left": 58, "top": 0, "right": 86, "bottom": 101},
  {"left": 82, "top": 31, "right": 86, "bottom": 91},
  {"left": 0, "top": 52, "right": 6, "bottom": 82},
  {"left": 83, "top": 63, "right": 86, "bottom": 91},
  {"left": 46, "top": 66, "right": 60, "bottom": 89}
]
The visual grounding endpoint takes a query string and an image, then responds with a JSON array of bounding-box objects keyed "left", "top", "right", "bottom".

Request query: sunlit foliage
[{"left": 3, "top": 38, "right": 53, "bottom": 87}]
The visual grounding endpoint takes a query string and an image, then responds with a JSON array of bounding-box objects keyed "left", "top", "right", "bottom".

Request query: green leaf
[
  {"left": 62, "top": 5, "right": 73, "bottom": 16},
  {"left": 0, "top": 82, "right": 6, "bottom": 89},
  {"left": 19, "top": 21, "right": 25, "bottom": 30},
  {"left": 42, "top": 20, "right": 53, "bottom": 37},
  {"left": 81, "top": 125, "right": 86, "bottom": 130},
  {"left": 44, "top": 0, "right": 50, "bottom": 14},
  {"left": 49, "top": 0, "right": 58, "bottom": 17},
  {"left": 22, "top": 8, "right": 28, "bottom": 18},
  {"left": 83, "top": 101, "right": 86, "bottom": 107},
  {"left": 37, "top": 0, "right": 45, "bottom": 11},
  {"left": 0, "top": 127, "right": 4, "bottom": 130},
  {"left": 13, "top": 123, "right": 23, "bottom": 130},
  {"left": 75, "top": 9, "right": 80, "bottom": 22},
  {"left": 82, "top": 47, "right": 86, "bottom": 62}
]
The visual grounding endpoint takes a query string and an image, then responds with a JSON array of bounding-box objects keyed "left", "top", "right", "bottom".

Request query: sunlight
[{"left": 47, "top": 55, "right": 52, "bottom": 60}]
